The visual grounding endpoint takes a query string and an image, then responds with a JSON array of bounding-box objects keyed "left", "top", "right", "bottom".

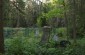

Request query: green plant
[
  {"left": 5, "top": 34, "right": 85, "bottom": 55},
  {"left": 56, "top": 28, "right": 67, "bottom": 38}
]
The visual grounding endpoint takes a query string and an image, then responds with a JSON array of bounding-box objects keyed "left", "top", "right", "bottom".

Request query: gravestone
[
  {"left": 40, "top": 26, "right": 51, "bottom": 44},
  {"left": 53, "top": 34, "right": 59, "bottom": 41},
  {"left": 35, "top": 28, "right": 39, "bottom": 37}
]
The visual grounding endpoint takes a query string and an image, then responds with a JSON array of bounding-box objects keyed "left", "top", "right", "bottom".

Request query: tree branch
[{"left": 12, "top": 1, "right": 26, "bottom": 15}]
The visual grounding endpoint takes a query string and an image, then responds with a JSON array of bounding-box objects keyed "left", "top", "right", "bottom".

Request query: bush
[
  {"left": 5, "top": 36, "right": 85, "bottom": 55},
  {"left": 56, "top": 28, "right": 67, "bottom": 38}
]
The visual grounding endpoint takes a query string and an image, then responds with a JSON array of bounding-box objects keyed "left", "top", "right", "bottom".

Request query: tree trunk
[
  {"left": 63, "top": 0, "right": 69, "bottom": 40},
  {"left": 0, "top": 0, "right": 4, "bottom": 54},
  {"left": 72, "top": 0, "right": 77, "bottom": 44}
]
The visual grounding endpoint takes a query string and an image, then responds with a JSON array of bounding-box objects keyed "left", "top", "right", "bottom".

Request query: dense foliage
[
  {"left": 5, "top": 36, "right": 85, "bottom": 55},
  {"left": 0, "top": 0, "right": 85, "bottom": 54}
]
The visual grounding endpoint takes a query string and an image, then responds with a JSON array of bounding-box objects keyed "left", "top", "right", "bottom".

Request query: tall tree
[
  {"left": 16, "top": 0, "right": 25, "bottom": 27},
  {"left": 0, "top": 0, "right": 4, "bottom": 54},
  {"left": 63, "top": 0, "right": 69, "bottom": 40},
  {"left": 72, "top": 0, "right": 77, "bottom": 43},
  {"left": 3, "top": 0, "right": 10, "bottom": 27}
]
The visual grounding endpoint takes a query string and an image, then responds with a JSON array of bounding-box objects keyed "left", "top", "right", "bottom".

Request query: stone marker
[{"left": 40, "top": 26, "right": 51, "bottom": 44}]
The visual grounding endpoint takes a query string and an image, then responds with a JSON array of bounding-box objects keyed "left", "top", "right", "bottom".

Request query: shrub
[
  {"left": 56, "top": 28, "right": 67, "bottom": 38},
  {"left": 5, "top": 36, "right": 85, "bottom": 55}
]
